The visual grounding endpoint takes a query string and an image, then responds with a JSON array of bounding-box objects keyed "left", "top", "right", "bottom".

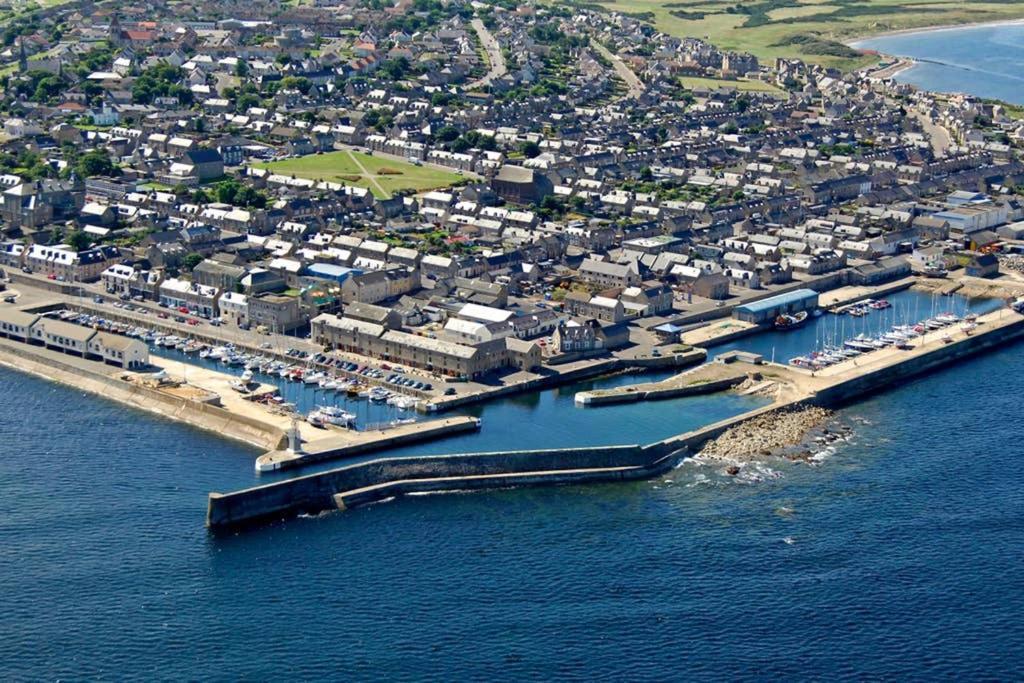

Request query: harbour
[{"left": 205, "top": 294, "right": 1024, "bottom": 531}]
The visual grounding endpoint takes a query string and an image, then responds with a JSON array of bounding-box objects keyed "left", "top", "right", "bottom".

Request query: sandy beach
[{"left": 848, "top": 17, "right": 1024, "bottom": 47}]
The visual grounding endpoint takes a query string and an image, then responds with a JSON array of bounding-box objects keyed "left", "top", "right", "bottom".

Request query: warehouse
[{"left": 733, "top": 289, "right": 819, "bottom": 324}]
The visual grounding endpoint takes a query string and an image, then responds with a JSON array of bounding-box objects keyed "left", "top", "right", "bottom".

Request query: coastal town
[{"left": 1, "top": 0, "right": 1024, "bottom": 519}]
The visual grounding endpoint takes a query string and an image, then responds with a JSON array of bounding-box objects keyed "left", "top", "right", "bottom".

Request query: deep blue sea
[
  {"left": 855, "top": 22, "right": 1024, "bottom": 104},
  {"left": 2, "top": 290, "right": 1023, "bottom": 679}
]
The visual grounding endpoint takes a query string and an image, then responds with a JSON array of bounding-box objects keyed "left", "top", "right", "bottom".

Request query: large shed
[{"left": 733, "top": 289, "right": 819, "bottom": 324}]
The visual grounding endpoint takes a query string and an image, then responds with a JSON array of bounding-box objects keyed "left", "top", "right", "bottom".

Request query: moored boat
[{"left": 774, "top": 310, "right": 809, "bottom": 330}]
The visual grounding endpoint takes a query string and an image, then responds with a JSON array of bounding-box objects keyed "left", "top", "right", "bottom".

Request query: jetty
[
  {"left": 206, "top": 305, "right": 1024, "bottom": 531},
  {"left": 574, "top": 360, "right": 751, "bottom": 406}
]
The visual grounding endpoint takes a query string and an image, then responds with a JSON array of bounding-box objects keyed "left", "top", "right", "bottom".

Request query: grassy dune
[{"left": 586, "top": 0, "right": 1024, "bottom": 70}]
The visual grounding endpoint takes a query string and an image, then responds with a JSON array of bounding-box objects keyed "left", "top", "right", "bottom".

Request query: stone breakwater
[{"left": 698, "top": 405, "right": 833, "bottom": 463}]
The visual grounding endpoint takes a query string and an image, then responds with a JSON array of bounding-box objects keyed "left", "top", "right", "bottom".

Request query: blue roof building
[
  {"left": 734, "top": 288, "right": 819, "bottom": 324},
  {"left": 306, "top": 263, "right": 361, "bottom": 283}
]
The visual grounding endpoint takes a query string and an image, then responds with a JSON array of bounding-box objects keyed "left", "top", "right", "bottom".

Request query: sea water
[
  {"left": 855, "top": 22, "right": 1024, "bottom": 105},
  {"left": 1, "top": 299, "right": 1023, "bottom": 678}
]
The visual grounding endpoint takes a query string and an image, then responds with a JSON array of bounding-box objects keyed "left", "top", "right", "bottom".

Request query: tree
[
  {"left": 33, "top": 75, "right": 63, "bottom": 103},
  {"left": 75, "top": 149, "right": 117, "bottom": 178},
  {"left": 183, "top": 253, "right": 204, "bottom": 271},
  {"left": 519, "top": 141, "right": 541, "bottom": 158},
  {"left": 435, "top": 125, "right": 460, "bottom": 143},
  {"left": 65, "top": 230, "right": 92, "bottom": 252}
]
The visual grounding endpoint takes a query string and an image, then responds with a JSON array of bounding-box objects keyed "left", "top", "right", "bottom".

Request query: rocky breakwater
[{"left": 697, "top": 405, "right": 848, "bottom": 473}]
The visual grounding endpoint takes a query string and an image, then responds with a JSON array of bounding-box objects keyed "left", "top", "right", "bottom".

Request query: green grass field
[
  {"left": 584, "top": 0, "right": 1024, "bottom": 70},
  {"left": 255, "top": 150, "right": 463, "bottom": 199},
  {"left": 679, "top": 75, "right": 786, "bottom": 95}
]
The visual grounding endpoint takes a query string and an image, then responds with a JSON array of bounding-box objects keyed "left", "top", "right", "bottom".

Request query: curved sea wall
[{"left": 207, "top": 444, "right": 677, "bottom": 530}]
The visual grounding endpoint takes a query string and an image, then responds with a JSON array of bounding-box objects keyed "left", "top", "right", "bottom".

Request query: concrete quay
[
  {"left": 574, "top": 357, "right": 749, "bottom": 406},
  {"left": 819, "top": 276, "right": 917, "bottom": 310},
  {"left": 420, "top": 347, "right": 707, "bottom": 413},
  {"left": 255, "top": 416, "right": 481, "bottom": 472},
  {"left": 206, "top": 305, "right": 1024, "bottom": 532}
]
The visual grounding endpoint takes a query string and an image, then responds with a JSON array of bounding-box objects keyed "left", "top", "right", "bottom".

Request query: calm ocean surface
[
  {"left": 855, "top": 22, "right": 1024, "bottom": 104},
  {"left": 2, "top": 291, "right": 1023, "bottom": 679}
]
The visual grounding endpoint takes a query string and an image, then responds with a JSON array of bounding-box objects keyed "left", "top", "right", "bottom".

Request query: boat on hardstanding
[
  {"left": 309, "top": 406, "right": 356, "bottom": 428},
  {"left": 230, "top": 369, "right": 258, "bottom": 394}
]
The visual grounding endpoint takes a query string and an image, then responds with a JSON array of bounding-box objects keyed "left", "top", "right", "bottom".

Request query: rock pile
[
  {"left": 999, "top": 254, "right": 1024, "bottom": 274},
  {"left": 699, "top": 405, "right": 832, "bottom": 463}
]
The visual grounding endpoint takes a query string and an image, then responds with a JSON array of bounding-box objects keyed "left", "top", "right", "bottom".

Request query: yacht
[{"left": 310, "top": 406, "right": 356, "bottom": 427}]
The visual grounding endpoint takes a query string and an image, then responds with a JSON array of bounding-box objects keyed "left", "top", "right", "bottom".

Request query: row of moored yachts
[{"left": 789, "top": 312, "right": 976, "bottom": 370}]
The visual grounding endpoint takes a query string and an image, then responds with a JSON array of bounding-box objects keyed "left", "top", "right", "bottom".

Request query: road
[
  {"left": 913, "top": 107, "right": 952, "bottom": 157},
  {"left": 467, "top": 18, "right": 507, "bottom": 91},
  {"left": 591, "top": 39, "right": 645, "bottom": 100},
  {"left": 343, "top": 149, "right": 389, "bottom": 198}
]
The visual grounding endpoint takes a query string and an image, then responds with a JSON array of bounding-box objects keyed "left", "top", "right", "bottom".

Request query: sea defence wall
[
  {"left": 0, "top": 340, "right": 285, "bottom": 451},
  {"left": 207, "top": 444, "right": 681, "bottom": 530},
  {"left": 206, "top": 310, "right": 1024, "bottom": 532}
]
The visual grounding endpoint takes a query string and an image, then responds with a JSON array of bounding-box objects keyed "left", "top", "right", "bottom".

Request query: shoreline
[
  {"left": 848, "top": 17, "right": 1024, "bottom": 48},
  {"left": 0, "top": 342, "right": 278, "bottom": 451}
]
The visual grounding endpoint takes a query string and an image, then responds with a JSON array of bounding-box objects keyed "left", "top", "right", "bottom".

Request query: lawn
[
  {"left": 679, "top": 75, "right": 786, "bottom": 96},
  {"left": 255, "top": 150, "right": 463, "bottom": 199},
  {"left": 581, "top": 0, "right": 1024, "bottom": 70}
]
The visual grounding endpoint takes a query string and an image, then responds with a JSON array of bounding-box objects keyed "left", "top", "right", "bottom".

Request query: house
[
  {"left": 578, "top": 259, "right": 640, "bottom": 288},
  {"left": 491, "top": 165, "right": 553, "bottom": 204},
  {"left": 848, "top": 256, "right": 912, "bottom": 286},
  {"left": 340, "top": 267, "right": 418, "bottom": 304},
  {"left": 0, "top": 308, "right": 39, "bottom": 341},
  {"left": 965, "top": 253, "right": 999, "bottom": 279},
  {"left": 178, "top": 148, "right": 225, "bottom": 182},
  {"left": 248, "top": 293, "right": 304, "bottom": 332},
  {"left": 86, "top": 331, "right": 149, "bottom": 369},
  {"left": 218, "top": 291, "right": 249, "bottom": 327},
  {"left": 620, "top": 283, "right": 673, "bottom": 316},
  {"left": 563, "top": 292, "right": 625, "bottom": 323},
  {"left": 671, "top": 265, "right": 730, "bottom": 300},
  {"left": 159, "top": 278, "right": 220, "bottom": 317},
  {"left": 25, "top": 245, "right": 120, "bottom": 283}
]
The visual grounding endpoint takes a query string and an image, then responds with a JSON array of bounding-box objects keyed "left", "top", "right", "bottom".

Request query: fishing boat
[
  {"left": 774, "top": 310, "right": 809, "bottom": 330},
  {"left": 869, "top": 299, "right": 891, "bottom": 310}
]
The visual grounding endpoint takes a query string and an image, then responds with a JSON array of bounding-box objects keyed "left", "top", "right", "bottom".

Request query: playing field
[
  {"left": 255, "top": 150, "right": 463, "bottom": 199},
  {"left": 588, "top": 0, "right": 1024, "bottom": 70},
  {"left": 679, "top": 76, "right": 786, "bottom": 96}
]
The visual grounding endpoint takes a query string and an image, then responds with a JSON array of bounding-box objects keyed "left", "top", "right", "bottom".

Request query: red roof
[{"left": 125, "top": 30, "right": 156, "bottom": 42}]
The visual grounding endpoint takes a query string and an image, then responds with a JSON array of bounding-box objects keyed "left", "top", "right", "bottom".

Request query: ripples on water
[
  {"left": 1, "top": 330, "right": 1023, "bottom": 678},
  {"left": 856, "top": 23, "right": 1024, "bottom": 105}
]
